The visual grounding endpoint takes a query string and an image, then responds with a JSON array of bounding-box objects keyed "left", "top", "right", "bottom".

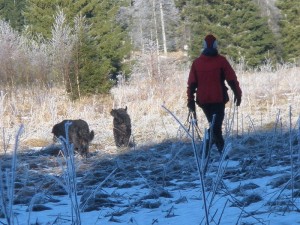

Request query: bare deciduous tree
[
  {"left": 51, "top": 9, "right": 76, "bottom": 91},
  {"left": 122, "top": 0, "right": 179, "bottom": 53}
]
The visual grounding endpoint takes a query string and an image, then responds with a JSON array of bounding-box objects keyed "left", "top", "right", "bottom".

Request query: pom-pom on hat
[{"left": 203, "top": 34, "right": 217, "bottom": 49}]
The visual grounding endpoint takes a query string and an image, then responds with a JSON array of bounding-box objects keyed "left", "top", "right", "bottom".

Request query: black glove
[
  {"left": 187, "top": 100, "right": 196, "bottom": 112},
  {"left": 234, "top": 95, "right": 241, "bottom": 106},
  {"left": 228, "top": 80, "right": 241, "bottom": 107}
]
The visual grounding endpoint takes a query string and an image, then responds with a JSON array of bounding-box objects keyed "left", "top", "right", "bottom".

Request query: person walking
[{"left": 187, "top": 34, "right": 242, "bottom": 155}]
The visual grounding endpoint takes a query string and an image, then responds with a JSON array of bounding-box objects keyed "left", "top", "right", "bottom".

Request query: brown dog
[
  {"left": 110, "top": 107, "right": 132, "bottom": 148},
  {"left": 52, "top": 119, "right": 94, "bottom": 157}
]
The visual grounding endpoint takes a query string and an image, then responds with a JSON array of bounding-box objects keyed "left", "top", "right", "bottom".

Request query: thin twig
[{"left": 289, "top": 106, "right": 294, "bottom": 203}]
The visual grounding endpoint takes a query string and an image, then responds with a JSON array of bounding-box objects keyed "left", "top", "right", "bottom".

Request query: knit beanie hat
[{"left": 203, "top": 34, "right": 217, "bottom": 49}]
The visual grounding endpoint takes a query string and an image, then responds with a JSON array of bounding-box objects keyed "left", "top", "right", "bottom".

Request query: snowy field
[{"left": 1, "top": 127, "right": 300, "bottom": 225}]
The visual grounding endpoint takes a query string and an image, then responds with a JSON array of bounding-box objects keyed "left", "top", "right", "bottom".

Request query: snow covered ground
[{"left": 1, "top": 129, "right": 300, "bottom": 225}]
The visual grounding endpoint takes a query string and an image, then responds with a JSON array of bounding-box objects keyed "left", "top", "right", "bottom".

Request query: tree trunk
[
  {"left": 152, "top": 0, "right": 159, "bottom": 54},
  {"left": 151, "top": 0, "right": 161, "bottom": 78},
  {"left": 160, "top": 1, "right": 167, "bottom": 54}
]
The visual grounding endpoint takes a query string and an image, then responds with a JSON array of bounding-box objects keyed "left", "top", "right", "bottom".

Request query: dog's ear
[{"left": 125, "top": 106, "right": 127, "bottom": 111}]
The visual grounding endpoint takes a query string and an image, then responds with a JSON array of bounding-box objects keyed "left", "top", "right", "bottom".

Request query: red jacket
[{"left": 187, "top": 54, "right": 242, "bottom": 105}]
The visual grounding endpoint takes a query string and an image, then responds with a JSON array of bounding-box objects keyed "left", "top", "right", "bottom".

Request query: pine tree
[
  {"left": 23, "top": 0, "right": 57, "bottom": 38},
  {"left": 23, "top": 0, "right": 77, "bottom": 38},
  {"left": 83, "top": 0, "right": 131, "bottom": 88},
  {"left": 0, "top": 0, "right": 25, "bottom": 31},
  {"left": 276, "top": 0, "right": 300, "bottom": 63},
  {"left": 60, "top": 0, "right": 130, "bottom": 97},
  {"left": 184, "top": 0, "right": 277, "bottom": 67},
  {"left": 23, "top": 0, "right": 131, "bottom": 98},
  {"left": 68, "top": 16, "right": 102, "bottom": 99},
  {"left": 224, "top": 0, "right": 277, "bottom": 67},
  {"left": 67, "top": 0, "right": 131, "bottom": 98}
]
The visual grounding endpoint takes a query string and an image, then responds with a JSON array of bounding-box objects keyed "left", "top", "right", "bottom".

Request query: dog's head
[{"left": 110, "top": 106, "right": 128, "bottom": 119}]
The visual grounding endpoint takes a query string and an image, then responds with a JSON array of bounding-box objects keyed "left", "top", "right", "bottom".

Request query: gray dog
[{"left": 52, "top": 119, "right": 94, "bottom": 157}]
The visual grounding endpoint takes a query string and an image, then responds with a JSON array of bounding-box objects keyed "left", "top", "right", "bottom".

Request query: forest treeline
[{"left": 0, "top": 0, "right": 299, "bottom": 99}]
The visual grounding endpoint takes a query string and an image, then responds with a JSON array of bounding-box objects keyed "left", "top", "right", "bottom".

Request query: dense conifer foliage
[
  {"left": 0, "top": 0, "right": 25, "bottom": 31},
  {"left": 276, "top": 0, "right": 300, "bottom": 63},
  {"left": 176, "top": 0, "right": 277, "bottom": 67}
]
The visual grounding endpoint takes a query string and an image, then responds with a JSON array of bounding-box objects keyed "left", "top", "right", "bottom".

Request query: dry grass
[
  {"left": 0, "top": 54, "right": 299, "bottom": 154},
  {"left": 238, "top": 65, "right": 300, "bottom": 125}
]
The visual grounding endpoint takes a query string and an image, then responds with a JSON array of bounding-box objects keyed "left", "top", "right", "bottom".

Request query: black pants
[{"left": 200, "top": 103, "right": 225, "bottom": 153}]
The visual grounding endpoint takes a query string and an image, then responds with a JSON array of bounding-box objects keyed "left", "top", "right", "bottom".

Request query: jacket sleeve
[
  {"left": 222, "top": 58, "right": 242, "bottom": 98},
  {"left": 187, "top": 61, "right": 197, "bottom": 102}
]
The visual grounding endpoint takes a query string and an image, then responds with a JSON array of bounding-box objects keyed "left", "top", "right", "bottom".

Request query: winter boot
[
  {"left": 216, "top": 141, "right": 229, "bottom": 159},
  {"left": 215, "top": 138, "right": 224, "bottom": 155}
]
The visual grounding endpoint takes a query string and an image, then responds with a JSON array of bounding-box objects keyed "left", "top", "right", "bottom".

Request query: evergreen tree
[
  {"left": 23, "top": 0, "right": 77, "bottom": 38},
  {"left": 81, "top": 0, "right": 131, "bottom": 92},
  {"left": 24, "top": 0, "right": 131, "bottom": 98},
  {"left": 0, "top": 0, "right": 25, "bottom": 31},
  {"left": 70, "top": 0, "right": 131, "bottom": 97},
  {"left": 23, "top": 0, "right": 58, "bottom": 38},
  {"left": 276, "top": 0, "right": 300, "bottom": 63},
  {"left": 68, "top": 14, "right": 116, "bottom": 99},
  {"left": 184, "top": 0, "right": 277, "bottom": 67},
  {"left": 224, "top": 0, "right": 277, "bottom": 67}
]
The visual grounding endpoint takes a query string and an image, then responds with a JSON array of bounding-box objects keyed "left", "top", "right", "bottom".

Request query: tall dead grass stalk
[
  {"left": 0, "top": 125, "right": 24, "bottom": 225},
  {"left": 58, "top": 122, "right": 81, "bottom": 225}
]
